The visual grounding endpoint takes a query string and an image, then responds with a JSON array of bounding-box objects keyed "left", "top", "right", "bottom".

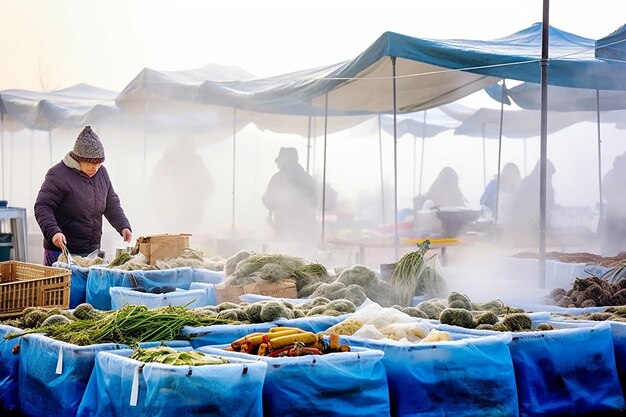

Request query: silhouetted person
[
  {"left": 414, "top": 166, "right": 468, "bottom": 211},
  {"left": 601, "top": 153, "right": 626, "bottom": 256},
  {"left": 480, "top": 162, "right": 521, "bottom": 224},
  {"left": 262, "top": 147, "right": 317, "bottom": 243},
  {"left": 510, "top": 159, "right": 556, "bottom": 243},
  {"left": 145, "top": 141, "right": 213, "bottom": 234}
]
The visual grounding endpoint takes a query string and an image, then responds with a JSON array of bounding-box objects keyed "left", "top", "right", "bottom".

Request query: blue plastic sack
[
  {"left": 200, "top": 345, "right": 390, "bottom": 417},
  {"left": 188, "top": 282, "right": 217, "bottom": 306},
  {"left": 18, "top": 333, "right": 190, "bottom": 417},
  {"left": 76, "top": 348, "right": 267, "bottom": 417},
  {"left": 191, "top": 268, "right": 224, "bottom": 284},
  {"left": 0, "top": 324, "right": 22, "bottom": 412},
  {"left": 181, "top": 323, "right": 276, "bottom": 348},
  {"left": 86, "top": 267, "right": 194, "bottom": 310},
  {"left": 509, "top": 322, "right": 624, "bottom": 416},
  {"left": 109, "top": 287, "right": 209, "bottom": 310},
  {"left": 439, "top": 322, "right": 624, "bottom": 417},
  {"left": 54, "top": 262, "right": 90, "bottom": 309},
  {"left": 544, "top": 319, "right": 626, "bottom": 398},
  {"left": 345, "top": 333, "right": 518, "bottom": 417}
]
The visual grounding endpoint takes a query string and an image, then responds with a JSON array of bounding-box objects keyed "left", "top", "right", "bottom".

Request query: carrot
[
  {"left": 329, "top": 333, "right": 339, "bottom": 351},
  {"left": 247, "top": 329, "right": 302, "bottom": 346},
  {"left": 268, "top": 327, "right": 303, "bottom": 333},
  {"left": 258, "top": 343, "right": 268, "bottom": 356},
  {"left": 269, "top": 332, "right": 317, "bottom": 350},
  {"left": 231, "top": 332, "right": 264, "bottom": 350}
]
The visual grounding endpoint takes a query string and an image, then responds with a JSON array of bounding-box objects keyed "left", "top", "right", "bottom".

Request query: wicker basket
[{"left": 0, "top": 261, "right": 71, "bottom": 317}]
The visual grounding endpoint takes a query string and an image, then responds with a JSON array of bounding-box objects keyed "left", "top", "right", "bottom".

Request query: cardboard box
[
  {"left": 132, "top": 234, "right": 191, "bottom": 265},
  {"left": 213, "top": 279, "right": 297, "bottom": 304}
]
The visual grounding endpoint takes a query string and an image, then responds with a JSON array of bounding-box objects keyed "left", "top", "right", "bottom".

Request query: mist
[{"left": 3, "top": 88, "right": 624, "bottom": 310}]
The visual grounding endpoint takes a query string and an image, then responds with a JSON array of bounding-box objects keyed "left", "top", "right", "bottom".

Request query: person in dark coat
[
  {"left": 35, "top": 126, "right": 132, "bottom": 266},
  {"left": 262, "top": 147, "right": 317, "bottom": 243}
]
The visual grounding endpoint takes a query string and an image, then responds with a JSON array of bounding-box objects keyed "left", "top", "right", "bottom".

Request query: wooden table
[{"left": 326, "top": 236, "right": 463, "bottom": 265}]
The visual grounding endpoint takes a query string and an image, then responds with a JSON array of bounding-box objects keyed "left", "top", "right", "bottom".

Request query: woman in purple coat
[{"left": 35, "top": 126, "right": 132, "bottom": 266}]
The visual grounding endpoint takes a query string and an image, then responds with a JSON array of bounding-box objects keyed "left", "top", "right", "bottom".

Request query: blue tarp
[
  {"left": 18, "top": 334, "right": 190, "bottom": 417},
  {"left": 86, "top": 267, "right": 194, "bottom": 310},
  {"left": 344, "top": 333, "right": 518, "bottom": 417},
  {"left": 109, "top": 287, "right": 209, "bottom": 310},
  {"left": 438, "top": 322, "right": 625, "bottom": 417},
  {"left": 0, "top": 324, "right": 21, "bottom": 412},
  {"left": 200, "top": 344, "right": 390, "bottom": 417},
  {"left": 54, "top": 262, "right": 90, "bottom": 308},
  {"left": 76, "top": 348, "right": 267, "bottom": 417}
]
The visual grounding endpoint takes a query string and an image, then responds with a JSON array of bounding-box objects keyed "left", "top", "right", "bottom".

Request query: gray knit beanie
[{"left": 70, "top": 126, "right": 105, "bottom": 163}]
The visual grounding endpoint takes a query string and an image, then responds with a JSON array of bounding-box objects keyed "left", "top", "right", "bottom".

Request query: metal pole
[
  {"left": 0, "top": 113, "right": 4, "bottom": 199},
  {"left": 378, "top": 114, "right": 386, "bottom": 226},
  {"left": 231, "top": 107, "right": 237, "bottom": 232},
  {"left": 322, "top": 94, "right": 329, "bottom": 242},
  {"left": 494, "top": 80, "right": 506, "bottom": 226},
  {"left": 306, "top": 114, "right": 312, "bottom": 174},
  {"left": 391, "top": 56, "right": 399, "bottom": 260},
  {"left": 143, "top": 88, "right": 149, "bottom": 180},
  {"left": 539, "top": 0, "right": 550, "bottom": 289},
  {"left": 482, "top": 123, "right": 487, "bottom": 187},
  {"left": 596, "top": 89, "right": 604, "bottom": 226},
  {"left": 418, "top": 110, "right": 427, "bottom": 196}
]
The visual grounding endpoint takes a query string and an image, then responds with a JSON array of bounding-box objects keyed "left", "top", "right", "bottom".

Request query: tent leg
[
  {"left": 378, "top": 114, "right": 386, "bottom": 226},
  {"left": 494, "top": 79, "right": 506, "bottom": 226},
  {"left": 596, "top": 89, "right": 604, "bottom": 228},
  {"left": 321, "top": 94, "right": 329, "bottom": 243},
  {"left": 231, "top": 108, "right": 237, "bottom": 232},
  {"left": 538, "top": 0, "right": 550, "bottom": 289},
  {"left": 391, "top": 56, "right": 399, "bottom": 260}
]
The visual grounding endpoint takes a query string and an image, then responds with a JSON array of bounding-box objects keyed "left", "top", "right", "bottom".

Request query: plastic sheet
[
  {"left": 439, "top": 322, "right": 624, "bottom": 416},
  {"left": 544, "top": 319, "right": 626, "bottom": 398},
  {"left": 0, "top": 324, "right": 22, "bottom": 412},
  {"left": 109, "top": 287, "right": 209, "bottom": 310},
  {"left": 18, "top": 333, "right": 190, "bottom": 417},
  {"left": 188, "top": 282, "right": 217, "bottom": 306},
  {"left": 54, "top": 262, "right": 90, "bottom": 308},
  {"left": 76, "top": 348, "right": 267, "bottom": 417},
  {"left": 181, "top": 323, "right": 276, "bottom": 349},
  {"left": 345, "top": 333, "right": 518, "bottom": 417},
  {"left": 86, "top": 267, "right": 194, "bottom": 310},
  {"left": 200, "top": 345, "right": 390, "bottom": 417},
  {"left": 190, "top": 268, "right": 224, "bottom": 284}
]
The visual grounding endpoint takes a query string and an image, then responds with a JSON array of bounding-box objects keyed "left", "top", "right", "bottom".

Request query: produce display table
[{"left": 326, "top": 236, "right": 462, "bottom": 265}]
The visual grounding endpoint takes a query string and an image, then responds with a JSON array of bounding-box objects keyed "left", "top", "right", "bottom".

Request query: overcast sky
[{"left": 1, "top": 0, "right": 624, "bottom": 93}]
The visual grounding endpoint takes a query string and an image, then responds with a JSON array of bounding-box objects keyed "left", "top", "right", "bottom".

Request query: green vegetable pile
[
  {"left": 390, "top": 240, "right": 431, "bottom": 306},
  {"left": 130, "top": 346, "right": 229, "bottom": 366},
  {"left": 6, "top": 304, "right": 233, "bottom": 346}
]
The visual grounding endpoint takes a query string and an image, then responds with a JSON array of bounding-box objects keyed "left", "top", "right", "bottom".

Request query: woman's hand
[
  {"left": 52, "top": 232, "right": 66, "bottom": 249},
  {"left": 122, "top": 228, "right": 132, "bottom": 243}
]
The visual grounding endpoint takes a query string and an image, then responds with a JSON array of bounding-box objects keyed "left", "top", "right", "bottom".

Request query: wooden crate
[{"left": 0, "top": 261, "right": 71, "bottom": 317}]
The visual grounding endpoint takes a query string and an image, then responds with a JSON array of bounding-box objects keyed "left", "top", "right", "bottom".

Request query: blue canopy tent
[{"left": 205, "top": 23, "right": 626, "bottom": 266}]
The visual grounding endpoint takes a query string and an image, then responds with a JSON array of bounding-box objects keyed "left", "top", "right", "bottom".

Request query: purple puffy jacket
[{"left": 34, "top": 154, "right": 132, "bottom": 253}]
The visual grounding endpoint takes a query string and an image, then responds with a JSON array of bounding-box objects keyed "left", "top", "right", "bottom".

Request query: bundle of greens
[
  {"left": 390, "top": 240, "right": 431, "bottom": 306},
  {"left": 130, "top": 345, "right": 229, "bottom": 366},
  {"left": 6, "top": 304, "right": 233, "bottom": 346}
]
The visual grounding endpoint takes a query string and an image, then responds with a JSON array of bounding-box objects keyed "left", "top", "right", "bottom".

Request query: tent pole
[
  {"left": 321, "top": 94, "right": 329, "bottom": 243},
  {"left": 0, "top": 113, "right": 4, "bottom": 199},
  {"left": 418, "top": 125, "right": 425, "bottom": 196},
  {"left": 142, "top": 88, "right": 149, "bottom": 180},
  {"left": 412, "top": 133, "right": 417, "bottom": 198},
  {"left": 538, "top": 0, "right": 550, "bottom": 289},
  {"left": 306, "top": 114, "right": 312, "bottom": 174},
  {"left": 9, "top": 132, "right": 13, "bottom": 201},
  {"left": 596, "top": 89, "right": 604, "bottom": 227},
  {"left": 494, "top": 79, "right": 506, "bottom": 226},
  {"left": 378, "top": 114, "right": 386, "bottom": 226},
  {"left": 481, "top": 123, "right": 487, "bottom": 187},
  {"left": 48, "top": 124, "right": 53, "bottom": 166},
  {"left": 231, "top": 107, "right": 237, "bottom": 232},
  {"left": 418, "top": 110, "right": 427, "bottom": 197},
  {"left": 391, "top": 56, "right": 399, "bottom": 260}
]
